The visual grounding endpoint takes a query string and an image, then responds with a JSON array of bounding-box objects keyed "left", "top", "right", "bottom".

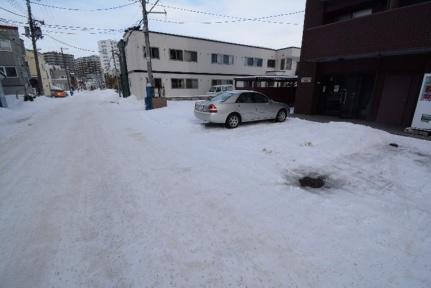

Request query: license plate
[{"left": 196, "top": 105, "right": 204, "bottom": 111}]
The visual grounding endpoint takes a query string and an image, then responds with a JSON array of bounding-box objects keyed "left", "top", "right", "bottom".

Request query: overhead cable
[
  {"left": 28, "top": 0, "right": 140, "bottom": 12},
  {"left": 45, "top": 34, "right": 97, "bottom": 52}
]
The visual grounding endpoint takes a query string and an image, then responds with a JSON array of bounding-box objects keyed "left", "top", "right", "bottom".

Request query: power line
[
  {"left": 0, "top": 13, "right": 302, "bottom": 34},
  {"left": 6, "top": 0, "right": 25, "bottom": 13},
  {"left": 37, "top": 0, "right": 58, "bottom": 27},
  {"left": 0, "top": 17, "right": 126, "bottom": 32},
  {"left": 0, "top": 18, "right": 125, "bottom": 35},
  {"left": 45, "top": 34, "right": 97, "bottom": 53},
  {"left": 23, "top": 0, "right": 304, "bottom": 24},
  {"left": 148, "top": 15, "right": 302, "bottom": 25},
  {"left": 28, "top": 0, "right": 140, "bottom": 12},
  {"left": 44, "top": 30, "right": 76, "bottom": 35},
  {"left": 148, "top": 1, "right": 304, "bottom": 23},
  {"left": 0, "top": 6, "right": 26, "bottom": 18}
]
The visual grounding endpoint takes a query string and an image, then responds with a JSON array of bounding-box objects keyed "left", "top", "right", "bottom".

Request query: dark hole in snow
[
  {"left": 299, "top": 176, "right": 325, "bottom": 189},
  {"left": 389, "top": 143, "right": 399, "bottom": 148}
]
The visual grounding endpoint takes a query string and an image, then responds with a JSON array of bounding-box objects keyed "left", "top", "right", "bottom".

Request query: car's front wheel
[
  {"left": 225, "top": 113, "right": 241, "bottom": 129},
  {"left": 276, "top": 109, "right": 287, "bottom": 122}
]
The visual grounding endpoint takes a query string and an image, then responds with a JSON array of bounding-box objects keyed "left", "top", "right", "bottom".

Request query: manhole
[{"left": 299, "top": 176, "right": 325, "bottom": 189}]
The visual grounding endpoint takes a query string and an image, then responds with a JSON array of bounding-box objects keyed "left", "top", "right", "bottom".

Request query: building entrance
[{"left": 319, "top": 74, "right": 374, "bottom": 119}]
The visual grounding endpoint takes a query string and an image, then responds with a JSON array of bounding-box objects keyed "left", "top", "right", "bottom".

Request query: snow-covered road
[{"left": 1, "top": 90, "right": 430, "bottom": 288}]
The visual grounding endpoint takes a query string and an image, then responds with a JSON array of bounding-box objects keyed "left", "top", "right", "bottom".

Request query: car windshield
[{"left": 211, "top": 91, "right": 235, "bottom": 103}]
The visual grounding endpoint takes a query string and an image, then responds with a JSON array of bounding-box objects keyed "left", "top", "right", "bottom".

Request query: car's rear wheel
[
  {"left": 225, "top": 113, "right": 240, "bottom": 129},
  {"left": 276, "top": 109, "right": 287, "bottom": 122}
]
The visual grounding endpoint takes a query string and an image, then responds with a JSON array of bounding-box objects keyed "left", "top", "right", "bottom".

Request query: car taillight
[{"left": 208, "top": 104, "right": 217, "bottom": 113}]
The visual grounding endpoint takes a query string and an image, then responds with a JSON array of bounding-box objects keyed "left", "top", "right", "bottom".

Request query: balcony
[{"left": 301, "top": 2, "right": 431, "bottom": 61}]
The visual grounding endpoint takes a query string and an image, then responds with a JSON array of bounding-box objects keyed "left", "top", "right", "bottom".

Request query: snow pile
[
  {"left": 0, "top": 95, "right": 64, "bottom": 140},
  {"left": 0, "top": 90, "right": 430, "bottom": 288},
  {"left": 3, "top": 94, "right": 23, "bottom": 108}
]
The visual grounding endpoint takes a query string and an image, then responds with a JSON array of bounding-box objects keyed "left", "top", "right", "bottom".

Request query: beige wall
[
  {"left": 25, "top": 50, "right": 51, "bottom": 95},
  {"left": 125, "top": 31, "right": 301, "bottom": 99}
]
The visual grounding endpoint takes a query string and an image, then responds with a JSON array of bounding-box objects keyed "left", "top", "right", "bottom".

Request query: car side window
[
  {"left": 236, "top": 93, "right": 254, "bottom": 103},
  {"left": 252, "top": 93, "right": 269, "bottom": 103}
]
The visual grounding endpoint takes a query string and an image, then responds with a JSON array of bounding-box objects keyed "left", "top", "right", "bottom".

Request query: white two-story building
[{"left": 123, "top": 31, "right": 300, "bottom": 99}]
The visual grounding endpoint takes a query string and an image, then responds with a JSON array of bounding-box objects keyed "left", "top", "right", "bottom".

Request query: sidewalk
[{"left": 293, "top": 114, "right": 431, "bottom": 141}]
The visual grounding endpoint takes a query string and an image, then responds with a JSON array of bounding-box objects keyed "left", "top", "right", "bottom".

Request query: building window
[
  {"left": 186, "top": 79, "right": 199, "bottom": 89},
  {"left": 285, "top": 58, "right": 293, "bottom": 70},
  {"left": 211, "top": 79, "right": 233, "bottom": 86},
  {"left": 184, "top": 51, "right": 198, "bottom": 62},
  {"left": 245, "top": 57, "right": 254, "bottom": 66},
  {"left": 144, "top": 47, "right": 160, "bottom": 59},
  {"left": 0, "top": 66, "right": 18, "bottom": 78},
  {"left": 352, "top": 8, "right": 372, "bottom": 18},
  {"left": 154, "top": 78, "right": 162, "bottom": 88},
  {"left": 256, "top": 58, "right": 263, "bottom": 67},
  {"left": 280, "top": 59, "right": 285, "bottom": 70},
  {"left": 223, "top": 55, "right": 234, "bottom": 65},
  {"left": 267, "top": 59, "right": 276, "bottom": 68},
  {"left": 211, "top": 54, "right": 233, "bottom": 65},
  {"left": 151, "top": 47, "right": 160, "bottom": 59},
  {"left": 0, "top": 40, "right": 12, "bottom": 51},
  {"left": 334, "top": 8, "right": 373, "bottom": 22},
  {"left": 169, "top": 49, "right": 183, "bottom": 61},
  {"left": 223, "top": 55, "right": 229, "bottom": 64},
  {"left": 171, "top": 78, "right": 184, "bottom": 89},
  {"left": 399, "top": 0, "right": 430, "bottom": 7},
  {"left": 245, "top": 57, "right": 263, "bottom": 67}
]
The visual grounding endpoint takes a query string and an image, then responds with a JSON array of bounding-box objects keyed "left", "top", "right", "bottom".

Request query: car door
[
  {"left": 236, "top": 93, "right": 258, "bottom": 122},
  {"left": 252, "top": 93, "right": 273, "bottom": 120}
]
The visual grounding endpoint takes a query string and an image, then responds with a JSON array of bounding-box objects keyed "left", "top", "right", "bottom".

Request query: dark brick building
[{"left": 296, "top": 0, "right": 431, "bottom": 127}]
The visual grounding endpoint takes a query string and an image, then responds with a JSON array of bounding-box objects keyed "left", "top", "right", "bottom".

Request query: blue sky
[{"left": 0, "top": 0, "right": 306, "bottom": 57}]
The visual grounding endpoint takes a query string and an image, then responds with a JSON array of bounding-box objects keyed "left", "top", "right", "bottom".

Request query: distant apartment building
[
  {"left": 26, "top": 50, "right": 51, "bottom": 96},
  {"left": 296, "top": 0, "right": 431, "bottom": 128},
  {"left": 46, "top": 64, "right": 68, "bottom": 91},
  {"left": 43, "top": 51, "right": 75, "bottom": 73},
  {"left": 123, "top": 31, "right": 300, "bottom": 99},
  {"left": 0, "top": 25, "right": 30, "bottom": 95},
  {"left": 98, "top": 39, "right": 120, "bottom": 76},
  {"left": 74, "top": 55, "right": 104, "bottom": 89}
]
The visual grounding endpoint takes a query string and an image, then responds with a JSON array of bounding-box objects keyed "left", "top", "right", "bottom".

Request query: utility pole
[
  {"left": 60, "top": 48, "right": 71, "bottom": 91},
  {"left": 26, "top": 0, "right": 43, "bottom": 95},
  {"left": 139, "top": 0, "right": 166, "bottom": 109},
  {"left": 110, "top": 42, "right": 120, "bottom": 97},
  {"left": 141, "top": 0, "right": 155, "bottom": 87}
]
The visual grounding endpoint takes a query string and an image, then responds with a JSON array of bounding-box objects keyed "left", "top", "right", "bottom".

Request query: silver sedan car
[{"left": 194, "top": 90, "right": 290, "bottom": 128}]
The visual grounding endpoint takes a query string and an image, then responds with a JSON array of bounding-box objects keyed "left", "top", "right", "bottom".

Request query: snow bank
[{"left": 1, "top": 95, "right": 68, "bottom": 141}]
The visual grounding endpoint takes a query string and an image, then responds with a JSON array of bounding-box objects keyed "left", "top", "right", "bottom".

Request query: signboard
[
  {"left": 412, "top": 74, "right": 431, "bottom": 130},
  {"left": 301, "top": 77, "right": 312, "bottom": 83}
]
